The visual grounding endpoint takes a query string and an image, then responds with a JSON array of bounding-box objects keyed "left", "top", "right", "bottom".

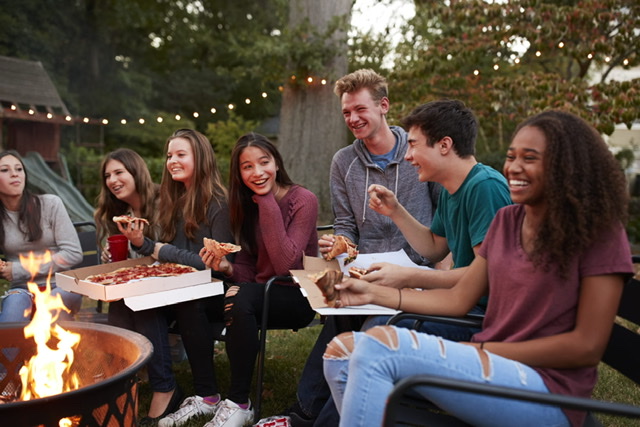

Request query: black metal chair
[
  {"left": 72, "top": 221, "right": 103, "bottom": 310},
  {"left": 383, "top": 256, "right": 640, "bottom": 427}
]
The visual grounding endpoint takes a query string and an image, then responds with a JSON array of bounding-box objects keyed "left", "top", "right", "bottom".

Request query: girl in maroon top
[
  {"left": 323, "top": 110, "right": 632, "bottom": 427},
  {"left": 201, "top": 132, "right": 317, "bottom": 426}
]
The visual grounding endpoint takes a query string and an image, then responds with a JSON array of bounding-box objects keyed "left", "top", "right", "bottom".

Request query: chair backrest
[
  {"left": 601, "top": 262, "right": 640, "bottom": 385},
  {"left": 73, "top": 221, "right": 100, "bottom": 268}
]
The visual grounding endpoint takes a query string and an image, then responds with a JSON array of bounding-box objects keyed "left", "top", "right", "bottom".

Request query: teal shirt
[{"left": 431, "top": 163, "right": 512, "bottom": 305}]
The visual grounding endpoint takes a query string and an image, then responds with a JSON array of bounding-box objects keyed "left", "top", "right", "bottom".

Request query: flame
[{"left": 16, "top": 252, "right": 81, "bottom": 423}]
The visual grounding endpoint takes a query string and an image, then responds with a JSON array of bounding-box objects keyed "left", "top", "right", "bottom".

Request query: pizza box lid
[{"left": 56, "top": 256, "right": 214, "bottom": 301}]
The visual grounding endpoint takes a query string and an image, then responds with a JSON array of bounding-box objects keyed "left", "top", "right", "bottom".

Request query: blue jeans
[
  {"left": 361, "top": 304, "right": 485, "bottom": 340},
  {"left": 0, "top": 287, "right": 82, "bottom": 323},
  {"left": 324, "top": 326, "right": 569, "bottom": 427},
  {"left": 296, "top": 307, "right": 484, "bottom": 426}
]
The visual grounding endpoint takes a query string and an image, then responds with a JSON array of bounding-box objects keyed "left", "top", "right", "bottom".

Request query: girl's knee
[
  {"left": 324, "top": 331, "right": 356, "bottom": 359},
  {"left": 365, "top": 325, "right": 400, "bottom": 349}
]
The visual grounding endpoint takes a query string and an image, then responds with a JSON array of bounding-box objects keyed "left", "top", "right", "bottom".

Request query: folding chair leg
[{"left": 255, "top": 277, "right": 274, "bottom": 422}]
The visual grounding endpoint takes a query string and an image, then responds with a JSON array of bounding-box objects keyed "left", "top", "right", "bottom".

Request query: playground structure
[{"left": 22, "top": 151, "right": 95, "bottom": 224}]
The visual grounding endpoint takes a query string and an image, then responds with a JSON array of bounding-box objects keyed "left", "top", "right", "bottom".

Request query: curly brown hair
[{"left": 514, "top": 110, "right": 628, "bottom": 277}]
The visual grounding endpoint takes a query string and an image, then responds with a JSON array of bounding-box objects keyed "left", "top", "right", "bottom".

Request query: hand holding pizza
[
  {"left": 114, "top": 216, "right": 148, "bottom": 247},
  {"left": 200, "top": 238, "right": 241, "bottom": 277}
]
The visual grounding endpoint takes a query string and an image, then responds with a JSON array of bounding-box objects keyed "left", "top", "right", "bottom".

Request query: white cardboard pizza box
[
  {"left": 56, "top": 256, "right": 214, "bottom": 301},
  {"left": 123, "top": 280, "right": 224, "bottom": 311},
  {"left": 290, "top": 254, "right": 401, "bottom": 316}
]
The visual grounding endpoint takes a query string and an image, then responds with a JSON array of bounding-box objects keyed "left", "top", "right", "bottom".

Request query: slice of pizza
[
  {"left": 203, "top": 237, "right": 242, "bottom": 258},
  {"left": 113, "top": 215, "right": 150, "bottom": 225},
  {"left": 348, "top": 266, "right": 369, "bottom": 279},
  {"left": 308, "top": 269, "right": 343, "bottom": 307},
  {"left": 326, "top": 235, "right": 359, "bottom": 265}
]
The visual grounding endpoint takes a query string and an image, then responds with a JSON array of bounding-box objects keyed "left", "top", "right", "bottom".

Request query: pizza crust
[
  {"left": 308, "top": 269, "right": 343, "bottom": 307},
  {"left": 348, "top": 266, "right": 369, "bottom": 279},
  {"left": 113, "top": 215, "right": 149, "bottom": 225},
  {"left": 326, "top": 235, "right": 359, "bottom": 265},
  {"left": 203, "top": 238, "right": 242, "bottom": 258}
]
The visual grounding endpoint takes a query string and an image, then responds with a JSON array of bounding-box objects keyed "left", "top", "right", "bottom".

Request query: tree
[
  {"left": 277, "top": 0, "right": 354, "bottom": 223},
  {"left": 383, "top": 0, "right": 640, "bottom": 153}
]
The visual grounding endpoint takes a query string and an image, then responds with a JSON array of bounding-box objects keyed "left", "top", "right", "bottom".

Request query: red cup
[{"left": 107, "top": 234, "right": 129, "bottom": 262}]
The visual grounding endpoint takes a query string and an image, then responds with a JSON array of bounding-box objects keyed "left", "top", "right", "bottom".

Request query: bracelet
[
  {"left": 396, "top": 288, "right": 402, "bottom": 311},
  {"left": 480, "top": 342, "right": 485, "bottom": 350}
]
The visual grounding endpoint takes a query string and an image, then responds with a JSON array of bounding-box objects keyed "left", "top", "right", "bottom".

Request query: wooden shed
[{"left": 0, "top": 55, "right": 74, "bottom": 168}]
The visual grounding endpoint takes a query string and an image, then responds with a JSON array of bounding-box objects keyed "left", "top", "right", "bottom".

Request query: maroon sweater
[{"left": 231, "top": 185, "right": 318, "bottom": 284}]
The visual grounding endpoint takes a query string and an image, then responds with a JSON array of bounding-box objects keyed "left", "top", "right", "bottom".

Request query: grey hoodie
[{"left": 329, "top": 126, "right": 440, "bottom": 266}]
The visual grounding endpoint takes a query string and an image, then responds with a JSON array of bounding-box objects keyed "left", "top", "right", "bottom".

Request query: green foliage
[
  {"left": 374, "top": 0, "right": 640, "bottom": 156},
  {"left": 205, "top": 111, "right": 259, "bottom": 184},
  {"left": 616, "top": 148, "right": 635, "bottom": 171}
]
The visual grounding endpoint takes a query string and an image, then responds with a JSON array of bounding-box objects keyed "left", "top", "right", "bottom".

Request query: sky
[
  {"left": 350, "top": 0, "right": 415, "bottom": 36},
  {"left": 350, "top": 0, "right": 415, "bottom": 68}
]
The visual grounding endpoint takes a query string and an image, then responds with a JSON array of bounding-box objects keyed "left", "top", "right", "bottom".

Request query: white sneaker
[
  {"left": 158, "top": 395, "right": 219, "bottom": 427},
  {"left": 204, "top": 399, "right": 254, "bottom": 427}
]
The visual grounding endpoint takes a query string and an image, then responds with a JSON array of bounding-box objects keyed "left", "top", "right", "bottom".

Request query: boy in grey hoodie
[{"left": 282, "top": 69, "right": 440, "bottom": 427}]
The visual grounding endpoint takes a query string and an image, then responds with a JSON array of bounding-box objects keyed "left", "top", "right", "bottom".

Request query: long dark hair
[
  {"left": 0, "top": 150, "right": 42, "bottom": 248},
  {"left": 157, "top": 129, "right": 227, "bottom": 241},
  {"left": 94, "top": 148, "right": 158, "bottom": 248},
  {"left": 229, "top": 133, "right": 294, "bottom": 254},
  {"left": 514, "top": 110, "right": 628, "bottom": 277}
]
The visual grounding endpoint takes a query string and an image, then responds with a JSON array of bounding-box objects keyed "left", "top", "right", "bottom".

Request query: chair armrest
[
  {"left": 386, "top": 312, "right": 484, "bottom": 330},
  {"left": 383, "top": 375, "right": 640, "bottom": 426}
]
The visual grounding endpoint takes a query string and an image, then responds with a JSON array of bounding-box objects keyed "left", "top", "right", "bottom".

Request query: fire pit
[{"left": 0, "top": 321, "right": 152, "bottom": 426}]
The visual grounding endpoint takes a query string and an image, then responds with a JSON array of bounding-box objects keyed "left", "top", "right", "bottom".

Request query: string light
[
  {"left": 46, "top": 113, "right": 53, "bottom": 119},
  {"left": 558, "top": 42, "right": 564, "bottom": 48},
  {"left": 193, "top": 112, "right": 199, "bottom": 118},
  {"left": 10, "top": 104, "right": 16, "bottom": 110},
  {"left": 175, "top": 114, "right": 181, "bottom": 120},
  {"left": 157, "top": 117, "right": 163, "bottom": 123},
  {"left": 211, "top": 107, "right": 217, "bottom": 114},
  {"left": 138, "top": 118, "right": 145, "bottom": 124},
  {"left": 245, "top": 98, "right": 251, "bottom": 104},
  {"left": 228, "top": 104, "right": 234, "bottom": 110},
  {"left": 65, "top": 116, "right": 72, "bottom": 121},
  {"left": 28, "top": 109, "right": 35, "bottom": 115},
  {"left": 83, "top": 117, "right": 89, "bottom": 123},
  {"left": 120, "top": 119, "right": 127, "bottom": 124}
]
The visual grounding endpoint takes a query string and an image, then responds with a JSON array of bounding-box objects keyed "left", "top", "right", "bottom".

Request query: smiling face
[
  {"left": 239, "top": 145, "right": 278, "bottom": 196},
  {"left": 166, "top": 137, "right": 196, "bottom": 187},
  {"left": 341, "top": 88, "right": 389, "bottom": 141},
  {"left": 0, "top": 154, "right": 26, "bottom": 202},
  {"left": 504, "top": 125, "right": 547, "bottom": 206},
  {"left": 104, "top": 159, "right": 137, "bottom": 203},
  {"left": 405, "top": 126, "right": 440, "bottom": 182}
]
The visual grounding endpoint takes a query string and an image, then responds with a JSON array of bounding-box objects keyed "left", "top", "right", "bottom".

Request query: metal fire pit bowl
[{"left": 0, "top": 321, "right": 153, "bottom": 426}]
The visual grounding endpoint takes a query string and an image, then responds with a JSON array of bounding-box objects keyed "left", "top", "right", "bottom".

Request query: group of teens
[{"left": 0, "top": 68, "right": 632, "bottom": 427}]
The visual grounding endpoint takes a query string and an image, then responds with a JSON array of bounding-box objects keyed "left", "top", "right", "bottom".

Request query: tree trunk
[{"left": 278, "top": 0, "right": 352, "bottom": 224}]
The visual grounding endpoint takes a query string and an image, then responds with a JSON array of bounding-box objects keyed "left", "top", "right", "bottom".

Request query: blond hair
[{"left": 333, "top": 69, "right": 388, "bottom": 104}]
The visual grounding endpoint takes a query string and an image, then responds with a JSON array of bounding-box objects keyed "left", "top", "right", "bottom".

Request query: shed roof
[{"left": 0, "top": 55, "right": 70, "bottom": 115}]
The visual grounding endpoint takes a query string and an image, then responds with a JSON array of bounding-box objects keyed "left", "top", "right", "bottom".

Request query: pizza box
[
  {"left": 56, "top": 256, "right": 214, "bottom": 302},
  {"left": 291, "top": 254, "right": 400, "bottom": 316},
  {"left": 123, "top": 280, "right": 224, "bottom": 311}
]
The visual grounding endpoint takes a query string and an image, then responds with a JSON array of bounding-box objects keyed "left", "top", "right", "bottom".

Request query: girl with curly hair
[{"left": 323, "top": 110, "right": 633, "bottom": 427}]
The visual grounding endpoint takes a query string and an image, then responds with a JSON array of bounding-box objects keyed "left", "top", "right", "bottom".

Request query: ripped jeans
[
  {"left": 323, "top": 326, "right": 569, "bottom": 427},
  {"left": 0, "top": 287, "right": 82, "bottom": 323}
]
